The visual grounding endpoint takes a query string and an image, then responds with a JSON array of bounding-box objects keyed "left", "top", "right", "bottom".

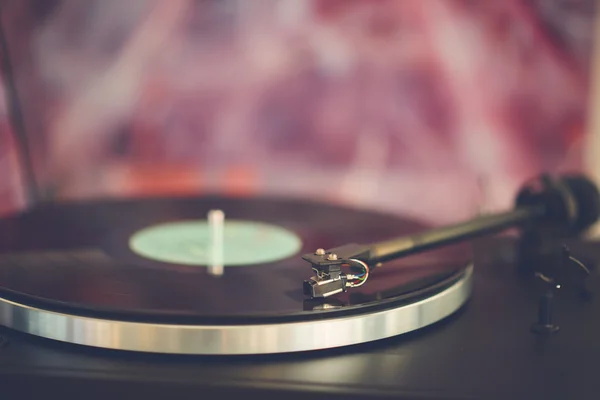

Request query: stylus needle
[{"left": 207, "top": 209, "right": 225, "bottom": 277}]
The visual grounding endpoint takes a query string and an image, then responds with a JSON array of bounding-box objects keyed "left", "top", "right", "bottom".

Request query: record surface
[{"left": 0, "top": 196, "right": 471, "bottom": 323}]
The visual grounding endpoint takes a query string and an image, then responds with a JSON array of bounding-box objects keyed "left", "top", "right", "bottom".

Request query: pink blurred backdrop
[{"left": 0, "top": 0, "right": 597, "bottom": 224}]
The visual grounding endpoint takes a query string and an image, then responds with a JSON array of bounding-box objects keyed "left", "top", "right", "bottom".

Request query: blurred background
[{"left": 0, "top": 0, "right": 598, "bottom": 225}]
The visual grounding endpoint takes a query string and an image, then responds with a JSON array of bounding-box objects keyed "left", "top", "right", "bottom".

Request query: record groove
[{"left": 0, "top": 196, "right": 472, "bottom": 323}]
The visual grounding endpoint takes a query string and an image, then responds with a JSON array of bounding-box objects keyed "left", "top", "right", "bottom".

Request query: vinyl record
[{"left": 0, "top": 196, "right": 471, "bottom": 324}]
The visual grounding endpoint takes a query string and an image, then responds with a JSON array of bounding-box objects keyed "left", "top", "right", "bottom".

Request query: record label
[{"left": 128, "top": 219, "right": 303, "bottom": 266}]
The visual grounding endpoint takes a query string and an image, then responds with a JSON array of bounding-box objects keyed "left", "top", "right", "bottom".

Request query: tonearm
[{"left": 303, "top": 174, "right": 600, "bottom": 298}]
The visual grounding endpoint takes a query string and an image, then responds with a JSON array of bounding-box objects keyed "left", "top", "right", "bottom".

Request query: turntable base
[{"left": 1, "top": 239, "right": 600, "bottom": 400}]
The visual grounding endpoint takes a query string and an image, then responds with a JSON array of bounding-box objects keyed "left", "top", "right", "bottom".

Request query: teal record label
[{"left": 129, "top": 220, "right": 303, "bottom": 266}]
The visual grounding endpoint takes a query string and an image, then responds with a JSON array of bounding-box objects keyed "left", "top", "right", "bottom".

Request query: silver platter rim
[{"left": 0, "top": 264, "right": 473, "bottom": 355}]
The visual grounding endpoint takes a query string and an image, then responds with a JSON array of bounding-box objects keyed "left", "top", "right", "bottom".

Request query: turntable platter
[{"left": 0, "top": 196, "right": 472, "bottom": 354}]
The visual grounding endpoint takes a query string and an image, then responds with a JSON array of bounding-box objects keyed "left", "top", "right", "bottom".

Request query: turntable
[
  {"left": 0, "top": 191, "right": 473, "bottom": 356},
  {"left": 1, "top": 174, "right": 600, "bottom": 399}
]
